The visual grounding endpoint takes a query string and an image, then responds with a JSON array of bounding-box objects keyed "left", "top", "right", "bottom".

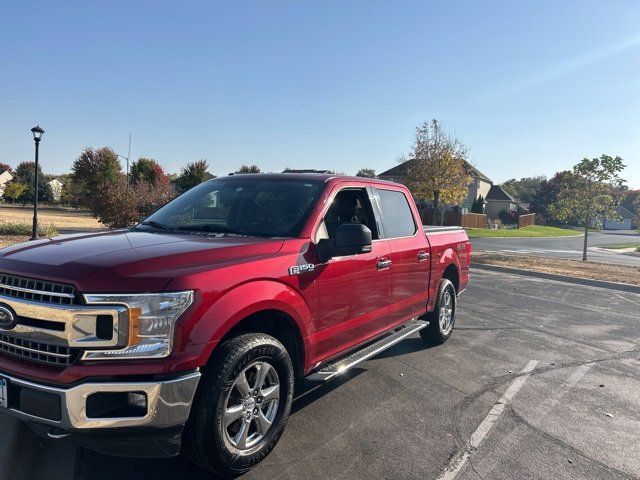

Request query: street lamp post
[{"left": 30, "top": 125, "right": 44, "bottom": 240}]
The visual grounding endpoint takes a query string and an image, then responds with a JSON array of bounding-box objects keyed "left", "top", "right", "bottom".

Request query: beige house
[
  {"left": 0, "top": 169, "right": 13, "bottom": 197},
  {"left": 377, "top": 159, "right": 493, "bottom": 210},
  {"left": 484, "top": 185, "right": 528, "bottom": 219}
]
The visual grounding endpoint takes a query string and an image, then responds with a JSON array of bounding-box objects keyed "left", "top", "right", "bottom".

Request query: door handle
[
  {"left": 417, "top": 251, "right": 430, "bottom": 262},
  {"left": 377, "top": 258, "right": 392, "bottom": 270}
]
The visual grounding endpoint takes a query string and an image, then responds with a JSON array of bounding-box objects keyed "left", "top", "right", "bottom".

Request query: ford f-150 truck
[{"left": 0, "top": 174, "right": 470, "bottom": 476}]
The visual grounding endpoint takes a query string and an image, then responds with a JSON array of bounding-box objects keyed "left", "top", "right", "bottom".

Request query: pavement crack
[
  {"left": 390, "top": 356, "right": 470, "bottom": 396},
  {"left": 468, "top": 456, "right": 485, "bottom": 480},
  {"left": 506, "top": 405, "right": 639, "bottom": 480}
]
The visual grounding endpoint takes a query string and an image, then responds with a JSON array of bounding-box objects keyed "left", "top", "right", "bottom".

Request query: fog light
[
  {"left": 86, "top": 391, "right": 148, "bottom": 418},
  {"left": 128, "top": 392, "right": 147, "bottom": 409}
]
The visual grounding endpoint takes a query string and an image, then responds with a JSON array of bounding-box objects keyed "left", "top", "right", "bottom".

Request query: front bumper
[{"left": 0, "top": 370, "right": 201, "bottom": 431}]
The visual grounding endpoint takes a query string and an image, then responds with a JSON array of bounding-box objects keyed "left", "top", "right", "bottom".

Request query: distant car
[{"left": 0, "top": 174, "right": 470, "bottom": 477}]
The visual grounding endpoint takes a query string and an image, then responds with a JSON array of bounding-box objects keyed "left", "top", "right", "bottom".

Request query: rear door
[{"left": 372, "top": 187, "right": 430, "bottom": 323}]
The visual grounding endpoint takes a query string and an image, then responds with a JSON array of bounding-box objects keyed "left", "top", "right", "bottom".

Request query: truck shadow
[{"left": 73, "top": 369, "right": 366, "bottom": 480}]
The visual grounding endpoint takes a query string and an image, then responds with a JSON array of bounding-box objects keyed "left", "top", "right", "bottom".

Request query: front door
[{"left": 313, "top": 188, "right": 392, "bottom": 362}]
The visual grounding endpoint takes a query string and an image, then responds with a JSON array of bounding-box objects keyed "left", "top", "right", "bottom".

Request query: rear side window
[{"left": 375, "top": 188, "right": 416, "bottom": 238}]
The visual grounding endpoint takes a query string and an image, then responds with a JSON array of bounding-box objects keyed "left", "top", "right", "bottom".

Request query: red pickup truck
[{"left": 0, "top": 174, "right": 470, "bottom": 476}]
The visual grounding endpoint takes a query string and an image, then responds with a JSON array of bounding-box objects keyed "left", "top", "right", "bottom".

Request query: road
[
  {"left": 1, "top": 269, "right": 639, "bottom": 479},
  {"left": 471, "top": 229, "right": 640, "bottom": 266}
]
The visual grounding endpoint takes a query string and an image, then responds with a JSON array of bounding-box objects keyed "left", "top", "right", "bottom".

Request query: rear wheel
[
  {"left": 420, "top": 278, "right": 456, "bottom": 345},
  {"left": 184, "top": 333, "right": 294, "bottom": 477}
]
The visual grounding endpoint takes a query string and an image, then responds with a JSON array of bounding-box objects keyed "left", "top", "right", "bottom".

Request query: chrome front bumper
[{"left": 0, "top": 370, "right": 201, "bottom": 430}]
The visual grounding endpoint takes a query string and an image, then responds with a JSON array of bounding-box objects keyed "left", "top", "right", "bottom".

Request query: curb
[
  {"left": 471, "top": 262, "right": 640, "bottom": 294},
  {"left": 468, "top": 234, "right": 583, "bottom": 240}
]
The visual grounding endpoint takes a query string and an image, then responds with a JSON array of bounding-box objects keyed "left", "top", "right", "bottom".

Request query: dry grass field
[
  {"left": 0, "top": 206, "right": 103, "bottom": 230},
  {"left": 473, "top": 252, "right": 640, "bottom": 286}
]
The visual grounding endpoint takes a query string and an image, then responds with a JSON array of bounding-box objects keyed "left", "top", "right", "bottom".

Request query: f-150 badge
[{"left": 289, "top": 264, "right": 316, "bottom": 276}]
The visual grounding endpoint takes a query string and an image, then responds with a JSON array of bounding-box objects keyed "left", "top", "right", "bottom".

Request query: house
[
  {"left": 0, "top": 169, "right": 13, "bottom": 197},
  {"left": 601, "top": 205, "right": 634, "bottom": 230},
  {"left": 377, "top": 159, "right": 493, "bottom": 210},
  {"left": 484, "top": 185, "right": 529, "bottom": 219},
  {"left": 48, "top": 178, "right": 64, "bottom": 202}
]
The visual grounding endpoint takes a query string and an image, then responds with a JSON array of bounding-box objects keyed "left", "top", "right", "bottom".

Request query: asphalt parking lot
[{"left": 1, "top": 268, "right": 639, "bottom": 479}]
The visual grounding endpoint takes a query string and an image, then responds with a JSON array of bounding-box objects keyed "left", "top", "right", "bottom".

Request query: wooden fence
[
  {"left": 418, "top": 209, "right": 487, "bottom": 229},
  {"left": 518, "top": 213, "right": 536, "bottom": 228},
  {"left": 459, "top": 213, "right": 487, "bottom": 229}
]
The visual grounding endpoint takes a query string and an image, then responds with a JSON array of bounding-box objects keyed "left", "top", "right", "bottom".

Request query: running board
[{"left": 306, "top": 319, "right": 429, "bottom": 383}]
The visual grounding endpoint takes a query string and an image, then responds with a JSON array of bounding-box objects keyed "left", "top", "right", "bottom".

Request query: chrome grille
[
  {"left": 0, "top": 333, "right": 79, "bottom": 366},
  {"left": 0, "top": 273, "right": 78, "bottom": 305}
]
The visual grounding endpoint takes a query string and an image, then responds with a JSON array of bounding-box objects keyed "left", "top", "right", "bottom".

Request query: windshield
[{"left": 139, "top": 178, "right": 325, "bottom": 237}]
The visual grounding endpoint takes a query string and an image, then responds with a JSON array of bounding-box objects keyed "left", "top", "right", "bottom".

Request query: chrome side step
[{"left": 306, "top": 318, "right": 429, "bottom": 383}]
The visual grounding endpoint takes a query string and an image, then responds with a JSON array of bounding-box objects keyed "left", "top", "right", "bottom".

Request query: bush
[
  {"left": 92, "top": 177, "right": 175, "bottom": 228},
  {"left": 0, "top": 221, "right": 58, "bottom": 236},
  {"left": 498, "top": 209, "right": 518, "bottom": 225}
]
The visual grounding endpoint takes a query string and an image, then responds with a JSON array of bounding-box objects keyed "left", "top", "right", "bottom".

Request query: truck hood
[{"left": 0, "top": 230, "right": 284, "bottom": 292}]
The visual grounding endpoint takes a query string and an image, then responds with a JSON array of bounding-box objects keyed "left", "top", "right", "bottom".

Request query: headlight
[{"left": 81, "top": 291, "right": 194, "bottom": 360}]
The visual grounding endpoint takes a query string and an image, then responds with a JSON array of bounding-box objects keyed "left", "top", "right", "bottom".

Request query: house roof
[
  {"left": 616, "top": 205, "right": 634, "bottom": 219},
  {"left": 486, "top": 185, "right": 518, "bottom": 202},
  {"left": 486, "top": 185, "right": 531, "bottom": 210},
  {"left": 378, "top": 159, "right": 493, "bottom": 184}
]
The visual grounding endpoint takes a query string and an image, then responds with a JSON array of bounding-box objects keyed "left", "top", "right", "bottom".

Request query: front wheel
[
  {"left": 184, "top": 333, "right": 294, "bottom": 477},
  {"left": 420, "top": 278, "right": 456, "bottom": 345}
]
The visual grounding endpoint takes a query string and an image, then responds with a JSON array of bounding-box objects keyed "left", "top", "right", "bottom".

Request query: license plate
[{"left": 0, "top": 378, "right": 7, "bottom": 409}]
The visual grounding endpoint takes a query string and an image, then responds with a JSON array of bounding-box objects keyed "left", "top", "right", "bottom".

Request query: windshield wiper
[
  {"left": 139, "top": 220, "right": 174, "bottom": 231},
  {"left": 176, "top": 224, "right": 242, "bottom": 234}
]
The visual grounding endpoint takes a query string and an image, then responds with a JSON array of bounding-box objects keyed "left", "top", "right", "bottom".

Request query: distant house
[
  {"left": 48, "top": 178, "right": 64, "bottom": 202},
  {"left": 377, "top": 159, "right": 493, "bottom": 210},
  {"left": 601, "top": 205, "right": 634, "bottom": 230},
  {"left": 0, "top": 169, "right": 13, "bottom": 197},
  {"left": 484, "top": 185, "right": 529, "bottom": 219}
]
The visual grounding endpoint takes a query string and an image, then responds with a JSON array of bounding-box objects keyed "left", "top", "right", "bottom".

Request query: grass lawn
[
  {"left": 602, "top": 242, "right": 640, "bottom": 250},
  {"left": 466, "top": 225, "right": 581, "bottom": 238}
]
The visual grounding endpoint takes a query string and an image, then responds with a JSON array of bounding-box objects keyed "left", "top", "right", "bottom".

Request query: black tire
[
  {"left": 184, "top": 333, "right": 294, "bottom": 477},
  {"left": 420, "top": 278, "right": 456, "bottom": 345}
]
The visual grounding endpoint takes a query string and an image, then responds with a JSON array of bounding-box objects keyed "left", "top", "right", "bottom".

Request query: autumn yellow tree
[{"left": 405, "top": 119, "right": 471, "bottom": 225}]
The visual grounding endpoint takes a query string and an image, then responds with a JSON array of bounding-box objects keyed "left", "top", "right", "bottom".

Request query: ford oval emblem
[{"left": 0, "top": 305, "right": 16, "bottom": 330}]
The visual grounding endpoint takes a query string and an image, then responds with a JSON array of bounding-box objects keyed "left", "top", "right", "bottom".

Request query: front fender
[{"left": 186, "top": 280, "right": 314, "bottom": 348}]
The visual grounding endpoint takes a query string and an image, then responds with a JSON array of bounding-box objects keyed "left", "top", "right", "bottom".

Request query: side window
[
  {"left": 375, "top": 188, "right": 417, "bottom": 238},
  {"left": 319, "top": 188, "right": 378, "bottom": 241}
]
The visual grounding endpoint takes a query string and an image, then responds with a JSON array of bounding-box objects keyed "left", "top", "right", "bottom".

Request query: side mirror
[{"left": 332, "top": 223, "right": 373, "bottom": 257}]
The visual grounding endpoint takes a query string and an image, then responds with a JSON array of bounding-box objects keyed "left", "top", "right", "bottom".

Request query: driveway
[
  {"left": 472, "top": 229, "right": 640, "bottom": 266},
  {"left": 1, "top": 269, "right": 639, "bottom": 479}
]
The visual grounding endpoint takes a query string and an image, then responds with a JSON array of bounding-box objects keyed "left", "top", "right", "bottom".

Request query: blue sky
[{"left": 1, "top": 1, "right": 639, "bottom": 187}]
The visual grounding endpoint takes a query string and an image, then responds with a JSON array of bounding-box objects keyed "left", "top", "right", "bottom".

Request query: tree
[
  {"left": 356, "top": 168, "right": 376, "bottom": 178},
  {"left": 500, "top": 176, "right": 546, "bottom": 203},
  {"left": 130, "top": 158, "right": 169, "bottom": 186},
  {"left": 71, "top": 147, "right": 122, "bottom": 206},
  {"left": 235, "top": 164, "right": 260, "bottom": 174},
  {"left": 0, "top": 163, "right": 12, "bottom": 173},
  {"left": 620, "top": 189, "right": 640, "bottom": 214},
  {"left": 176, "top": 160, "right": 211, "bottom": 192},
  {"left": 528, "top": 171, "right": 572, "bottom": 224},
  {"left": 92, "top": 177, "right": 175, "bottom": 228},
  {"left": 11, "top": 161, "right": 53, "bottom": 204},
  {"left": 471, "top": 194, "right": 485, "bottom": 213},
  {"left": 3, "top": 182, "right": 28, "bottom": 204},
  {"left": 405, "top": 119, "right": 471, "bottom": 225},
  {"left": 549, "top": 155, "right": 626, "bottom": 261}
]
